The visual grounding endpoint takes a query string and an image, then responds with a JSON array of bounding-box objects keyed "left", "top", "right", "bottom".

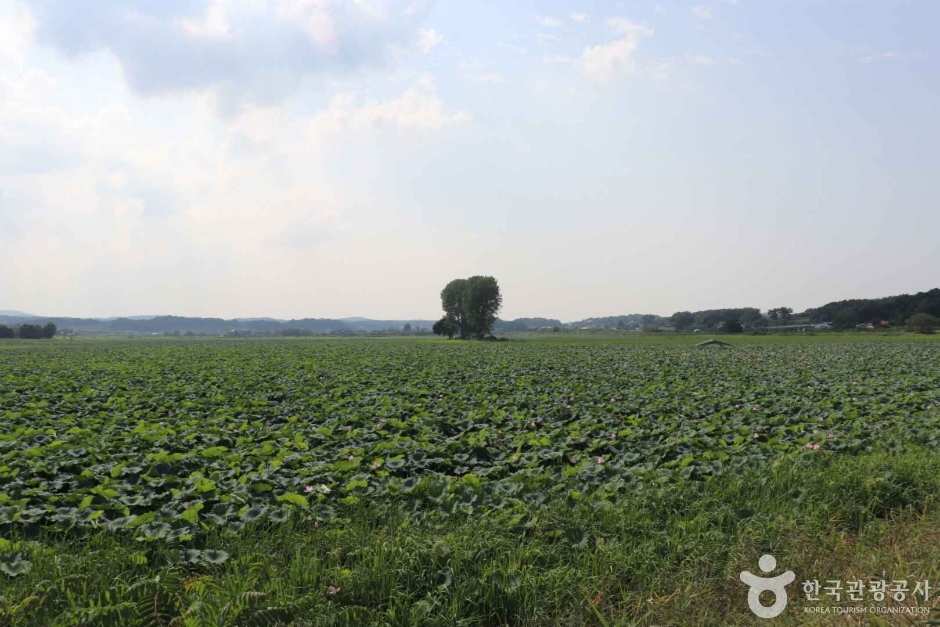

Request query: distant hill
[
  {"left": 494, "top": 317, "right": 563, "bottom": 331},
  {"left": 0, "top": 310, "right": 35, "bottom": 317},
  {"left": 565, "top": 314, "right": 665, "bottom": 330},
  {"left": 338, "top": 318, "right": 436, "bottom": 332},
  {"left": 801, "top": 288, "right": 940, "bottom": 329},
  {"left": 0, "top": 314, "right": 435, "bottom": 336}
]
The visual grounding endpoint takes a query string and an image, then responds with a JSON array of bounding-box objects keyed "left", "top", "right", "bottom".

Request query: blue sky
[{"left": 0, "top": 0, "right": 937, "bottom": 320}]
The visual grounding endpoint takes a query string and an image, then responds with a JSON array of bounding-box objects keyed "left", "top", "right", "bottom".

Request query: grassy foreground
[{"left": 4, "top": 449, "right": 940, "bottom": 626}]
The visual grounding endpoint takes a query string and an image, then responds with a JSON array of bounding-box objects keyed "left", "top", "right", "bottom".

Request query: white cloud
[
  {"left": 472, "top": 73, "right": 507, "bottom": 84},
  {"left": 570, "top": 12, "right": 589, "bottom": 24},
  {"left": 418, "top": 28, "right": 443, "bottom": 54},
  {"left": 231, "top": 85, "right": 470, "bottom": 145},
  {"left": 582, "top": 19, "right": 653, "bottom": 82},
  {"left": 535, "top": 15, "right": 562, "bottom": 27},
  {"left": 860, "top": 51, "right": 902, "bottom": 63},
  {"left": 307, "top": 10, "right": 339, "bottom": 51},
  {"left": 401, "top": 1, "right": 428, "bottom": 17},
  {"left": 608, "top": 18, "right": 654, "bottom": 37},
  {"left": 692, "top": 5, "right": 713, "bottom": 19},
  {"left": 688, "top": 55, "right": 715, "bottom": 67},
  {"left": 180, "top": 0, "right": 230, "bottom": 40},
  {"left": 21, "top": 0, "right": 434, "bottom": 106},
  {"left": 0, "top": 57, "right": 473, "bottom": 317},
  {"left": 0, "top": 5, "right": 36, "bottom": 67},
  {"left": 320, "top": 88, "right": 470, "bottom": 133}
]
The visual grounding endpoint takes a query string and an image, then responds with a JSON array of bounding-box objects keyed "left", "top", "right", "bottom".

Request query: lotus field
[{"left": 2, "top": 337, "right": 940, "bottom": 625}]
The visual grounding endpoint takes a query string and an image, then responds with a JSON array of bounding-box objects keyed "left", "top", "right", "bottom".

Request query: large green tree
[
  {"left": 439, "top": 276, "right": 503, "bottom": 338},
  {"left": 464, "top": 276, "right": 502, "bottom": 337},
  {"left": 441, "top": 279, "right": 469, "bottom": 337}
]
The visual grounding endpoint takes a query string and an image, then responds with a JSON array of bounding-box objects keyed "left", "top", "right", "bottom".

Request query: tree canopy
[
  {"left": 908, "top": 313, "right": 939, "bottom": 335},
  {"left": 768, "top": 307, "right": 793, "bottom": 323},
  {"left": 669, "top": 308, "right": 761, "bottom": 331},
  {"left": 8, "top": 322, "right": 57, "bottom": 339},
  {"left": 432, "top": 317, "right": 457, "bottom": 339},
  {"left": 435, "top": 276, "right": 503, "bottom": 339}
]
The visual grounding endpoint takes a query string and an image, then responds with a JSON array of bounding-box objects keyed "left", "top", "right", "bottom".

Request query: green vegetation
[
  {"left": 1, "top": 337, "right": 940, "bottom": 624},
  {"left": 0, "top": 322, "right": 56, "bottom": 340},
  {"left": 804, "top": 287, "right": 940, "bottom": 329},
  {"left": 437, "top": 276, "right": 503, "bottom": 339},
  {"left": 909, "top": 313, "right": 939, "bottom": 335}
]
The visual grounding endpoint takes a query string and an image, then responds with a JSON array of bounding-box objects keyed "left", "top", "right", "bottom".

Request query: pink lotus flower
[
  {"left": 812, "top": 429, "right": 819, "bottom": 434},
  {"left": 597, "top": 456, "right": 605, "bottom": 464},
  {"left": 304, "top": 485, "right": 314, "bottom": 493},
  {"left": 805, "top": 442, "right": 821, "bottom": 450},
  {"left": 371, "top": 460, "right": 381, "bottom": 468},
  {"left": 347, "top": 455, "right": 355, "bottom": 460},
  {"left": 327, "top": 586, "right": 341, "bottom": 595}
]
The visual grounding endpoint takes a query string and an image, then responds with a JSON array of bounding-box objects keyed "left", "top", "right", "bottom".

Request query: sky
[{"left": 0, "top": 0, "right": 937, "bottom": 321}]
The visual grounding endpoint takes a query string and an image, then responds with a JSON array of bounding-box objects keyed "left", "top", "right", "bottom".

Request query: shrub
[{"left": 908, "top": 313, "right": 939, "bottom": 334}]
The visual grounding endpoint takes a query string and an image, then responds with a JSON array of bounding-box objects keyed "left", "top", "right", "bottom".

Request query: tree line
[
  {"left": 0, "top": 322, "right": 57, "bottom": 339},
  {"left": 668, "top": 308, "right": 762, "bottom": 332},
  {"left": 803, "top": 288, "right": 940, "bottom": 330}
]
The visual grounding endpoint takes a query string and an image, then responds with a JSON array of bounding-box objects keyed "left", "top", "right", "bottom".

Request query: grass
[{"left": 4, "top": 449, "right": 940, "bottom": 625}]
